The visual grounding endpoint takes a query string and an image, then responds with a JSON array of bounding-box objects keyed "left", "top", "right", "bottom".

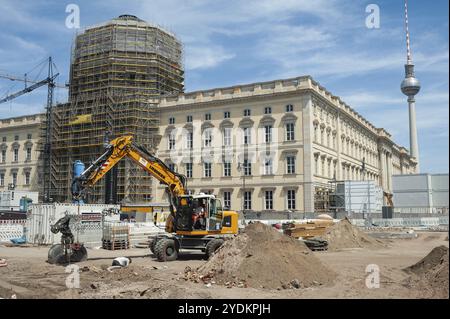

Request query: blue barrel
[
  {"left": 19, "top": 197, "right": 32, "bottom": 212},
  {"left": 73, "top": 160, "right": 85, "bottom": 204},
  {"left": 73, "top": 160, "right": 85, "bottom": 178}
]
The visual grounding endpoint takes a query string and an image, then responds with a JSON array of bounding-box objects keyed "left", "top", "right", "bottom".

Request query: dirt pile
[
  {"left": 324, "top": 218, "right": 385, "bottom": 251},
  {"left": 191, "top": 222, "right": 336, "bottom": 289},
  {"left": 404, "top": 245, "right": 449, "bottom": 298}
]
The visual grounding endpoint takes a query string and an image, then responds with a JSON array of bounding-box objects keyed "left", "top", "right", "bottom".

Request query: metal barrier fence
[{"left": 0, "top": 219, "right": 26, "bottom": 242}]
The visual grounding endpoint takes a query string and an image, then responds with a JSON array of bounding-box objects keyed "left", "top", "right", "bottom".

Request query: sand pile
[
  {"left": 324, "top": 218, "right": 385, "bottom": 251},
  {"left": 191, "top": 222, "right": 336, "bottom": 289},
  {"left": 404, "top": 245, "right": 449, "bottom": 298}
]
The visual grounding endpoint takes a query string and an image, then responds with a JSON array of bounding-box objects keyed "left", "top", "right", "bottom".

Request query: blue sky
[{"left": 0, "top": 0, "right": 448, "bottom": 173}]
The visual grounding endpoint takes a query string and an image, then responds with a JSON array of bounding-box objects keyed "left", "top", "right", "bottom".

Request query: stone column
[
  {"left": 379, "top": 150, "right": 386, "bottom": 191},
  {"left": 303, "top": 95, "right": 315, "bottom": 215}
]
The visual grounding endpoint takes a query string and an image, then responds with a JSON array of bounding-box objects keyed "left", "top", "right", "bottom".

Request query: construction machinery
[
  {"left": 68, "top": 135, "right": 239, "bottom": 262},
  {"left": 47, "top": 215, "right": 88, "bottom": 264}
]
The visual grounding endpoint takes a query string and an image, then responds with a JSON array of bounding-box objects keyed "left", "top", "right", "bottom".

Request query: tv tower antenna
[{"left": 400, "top": 0, "right": 421, "bottom": 171}]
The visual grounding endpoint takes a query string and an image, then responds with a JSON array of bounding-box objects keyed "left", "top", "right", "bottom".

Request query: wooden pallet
[{"left": 102, "top": 239, "right": 130, "bottom": 250}]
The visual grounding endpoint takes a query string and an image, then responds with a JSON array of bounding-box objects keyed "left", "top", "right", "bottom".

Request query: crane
[
  {"left": 0, "top": 73, "right": 59, "bottom": 104},
  {"left": 0, "top": 57, "right": 64, "bottom": 203}
]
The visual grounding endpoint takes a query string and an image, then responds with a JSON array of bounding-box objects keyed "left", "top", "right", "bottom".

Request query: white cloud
[{"left": 185, "top": 45, "right": 235, "bottom": 70}]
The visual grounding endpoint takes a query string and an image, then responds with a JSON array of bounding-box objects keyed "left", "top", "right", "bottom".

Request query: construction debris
[
  {"left": 0, "top": 258, "right": 7, "bottom": 267},
  {"left": 404, "top": 246, "right": 449, "bottom": 298},
  {"left": 112, "top": 257, "right": 132, "bottom": 267},
  {"left": 323, "top": 218, "right": 385, "bottom": 251},
  {"left": 187, "top": 222, "right": 336, "bottom": 289}
]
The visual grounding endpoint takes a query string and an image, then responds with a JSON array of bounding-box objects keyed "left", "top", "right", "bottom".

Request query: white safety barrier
[
  {"left": 26, "top": 203, "right": 120, "bottom": 246},
  {"left": 351, "top": 216, "right": 448, "bottom": 228},
  {"left": 0, "top": 220, "right": 26, "bottom": 242}
]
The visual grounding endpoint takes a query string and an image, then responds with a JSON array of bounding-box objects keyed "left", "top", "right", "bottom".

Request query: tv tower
[{"left": 401, "top": 0, "right": 421, "bottom": 172}]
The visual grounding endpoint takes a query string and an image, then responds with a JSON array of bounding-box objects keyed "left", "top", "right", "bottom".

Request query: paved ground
[{"left": 0, "top": 231, "right": 448, "bottom": 299}]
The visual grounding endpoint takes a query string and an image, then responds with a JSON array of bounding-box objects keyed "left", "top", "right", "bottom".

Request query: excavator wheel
[
  {"left": 205, "top": 238, "right": 224, "bottom": 259},
  {"left": 150, "top": 238, "right": 158, "bottom": 255},
  {"left": 154, "top": 238, "right": 178, "bottom": 262}
]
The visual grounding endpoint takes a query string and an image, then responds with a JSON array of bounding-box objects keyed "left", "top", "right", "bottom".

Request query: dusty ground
[{"left": 0, "top": 231, "right": 448, "bottom": 299}]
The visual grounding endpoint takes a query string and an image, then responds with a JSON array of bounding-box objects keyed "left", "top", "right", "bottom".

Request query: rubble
[
  {"left": 404, "top": 245, "right": 449, "bottom": 298},
  {"left": 186, "top": 222, "right": 336, "bottom": 289},
  {"left": 324, "top": 218, "right": 385, "bottom": 251}
]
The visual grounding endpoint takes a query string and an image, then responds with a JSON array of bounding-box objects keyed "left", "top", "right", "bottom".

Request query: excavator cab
[{"left": 174, "top": 194, "right": 224, "bottom": 233}]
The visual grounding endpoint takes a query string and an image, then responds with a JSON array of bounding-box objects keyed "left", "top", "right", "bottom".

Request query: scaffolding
[
  {"left": 314, "top": 182, "right": 335, "bottom": 214},
  {"left": 39, "top": 15, "right": 183, "bottom": 203}
]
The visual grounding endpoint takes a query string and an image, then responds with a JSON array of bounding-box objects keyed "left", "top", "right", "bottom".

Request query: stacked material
[
  {"left": 283, "top": 219, "right": 334, "bottom": 239},
  {"left": 102, "top": 222, "right": 130, "bottom": 250},
  {"left": 193, "top": 222, "right": 336, "bottom": 289}
]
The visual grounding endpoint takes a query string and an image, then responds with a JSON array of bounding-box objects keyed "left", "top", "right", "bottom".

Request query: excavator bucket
[{"left": 47, "top": 243, "right": 88, "bottom": 265}]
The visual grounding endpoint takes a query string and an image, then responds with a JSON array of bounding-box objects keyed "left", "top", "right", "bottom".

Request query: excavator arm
[{"left": 71, "top": 135, "right": 187, "bottom": 208}]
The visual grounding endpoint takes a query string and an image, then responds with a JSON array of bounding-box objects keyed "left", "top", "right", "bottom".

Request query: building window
[
  {"left": 204, "top": 162, "right": 212, "bottom": 177},
  {"left": 203, "top": 129, "right": 212, "bottom": 147},
  {"left": 265, "top": 190, "right": 273, "bottom": 210},
  {"left": 321, "top": 158, "right": 325, "bottom": 176},
  {"left": 26, "top": 147, "right": 32, "bottom": 161},
  {"left": 186, "top": 132, "right": 193, "bottom": 149},
  {"left": 287, "top": 189, "right": 296, "bottom": 210},
  {"left": 14, "top": 135, "right": 19, "bottom": 141},
  {"left": 286, "top": 156, "right": 296, "bottom": 174},
  {"left": 185, "top": 163, "right": 193, "bottom": 178},
  {"left": 224, "top": 111, "right": 230, "bottom": 119},
  {"left": 223, "top": 191, "right": 231, "bottom": 209},
  {"left": 264, "top": 106, "right": 272, "bottom": 114},
  {"left": 168, "top": 136, "right": 175, "bottom": 150},
  {"left": 25, "top": 171, "right": 31, "bottom": 185},
  {"left": 1, "top": 150, "right": 5, "bottom": 163},
  {"left": 187, "top": 115, "right": 193, "bottom": 123},
  {"left": 223, "top": 162, "right": 231, "bottom": 177},
  {"left": 244, "top": 109, "right": 251, "bottom": 117},
  {"left": 13, "top": 149, "right": 18, "bottom": 162},
  {"left": 0, "top": 173, "right": 4, "bottom": 186},
  {"left": 1, "top": 137, "right": 5, "bottom": 142},
  {"left": 264, "top": 158, "right": 273, "bottom": 175},
  {"left": 244, "top": 191, "right": 252, "bottom": 210},
  {"left": 205, "top": 113, "right": 211, "bottom": 121},
  {"left": 243, "top": 159, "right": 251, "bottom": 176},
  {"left": 264, "top": 125, "right": 272, "bottom": 143},
  {"left": 243, "top": 127, "right": 251, "bottom": 145},
  {"left": 286, "top": 123, "right": 295, "bottom": 141},
  {"left": 223, "top": 128, "right": 232, "bottom": 146},
  {"left": 286, "top": 104, "right": 293, "bottom": 112},
  {"left": 27, "top": 133, "right": 32, "bottom": 140},
  {"left": 168, "top": 163, "right": 175, "bottom": 172},
  {"left": 169, "top": 117, "right": 175, "bottom": 125},
  {"left": 314, "top": 125, "right": 318, "bottom": 143},
  {"left": 12, "top": 172, "right": 17, "bottom": 186}
]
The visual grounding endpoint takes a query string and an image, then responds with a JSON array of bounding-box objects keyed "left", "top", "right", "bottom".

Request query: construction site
[{"left": 0, "top": 5, "right": 448, "bottom": 301}]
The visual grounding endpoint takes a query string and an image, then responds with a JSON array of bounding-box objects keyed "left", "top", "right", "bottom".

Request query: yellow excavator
[{"left": 68, "top": 135, "right": 238, "bottom": 262}]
